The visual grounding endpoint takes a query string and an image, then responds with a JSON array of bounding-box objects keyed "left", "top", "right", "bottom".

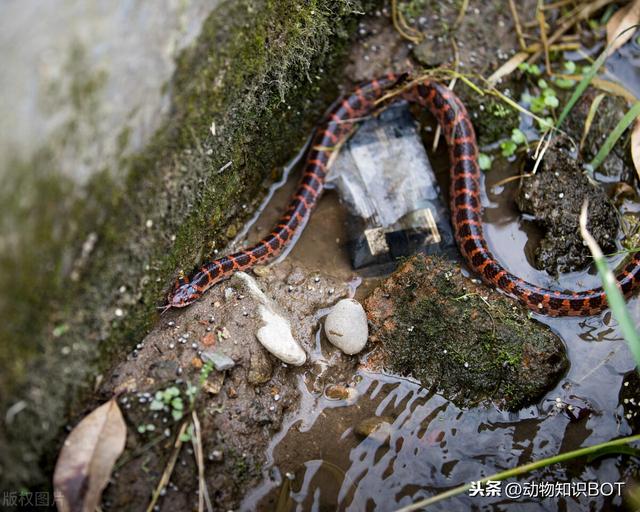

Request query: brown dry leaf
[
  {"left": 632, "top": 118, "right": 640, "bottom": 181},
  {"left": 606, "top": 0, "right": 640, "bottom": 55},
  {"left": 53, "top": 399, "right": 127, "bottom": 512}
]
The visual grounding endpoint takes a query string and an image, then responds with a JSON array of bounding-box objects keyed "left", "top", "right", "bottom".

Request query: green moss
[
  {"left": 464, "top": 88, "right": 520, "bottom": 147},
  {"left": 369, "top": 256, "right": 568, "bottom": 410},
  {"left": 0, "top": 0, "right": 371, "bottom": 492}
]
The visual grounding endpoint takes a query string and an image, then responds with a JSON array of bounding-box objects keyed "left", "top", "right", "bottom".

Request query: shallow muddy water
[{"left": 228, "top": 106, "right": 638, "bottom": 510}]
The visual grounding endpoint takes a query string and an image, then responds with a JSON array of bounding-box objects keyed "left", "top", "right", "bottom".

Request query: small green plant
[
  {"left": 478, "top": 153, "right": 493, "bottom": 171},
  {"left": 499, "top": 128, "right": 528, "bottom": 158},
  {"left": 517, "top": 63, "right": 541, "bottom": 77},
  {"left": 179, "top": 423, "right": 195, "bottom": 442},
  {"left": 137, "top": 423, "right": 157, "bottom": 434},
  {"left": 150, "top": 385, "right": 185, "bottom": 421}
]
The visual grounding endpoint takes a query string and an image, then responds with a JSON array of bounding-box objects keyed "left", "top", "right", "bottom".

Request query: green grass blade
[
  {"left": 579, "top": 202, "right": 640, "bottom": 367},
  {"left": 395, "top": 434, "right": 640, "bottom": 511},
  {"left": 589, "top": 101, "right": 640, "bottom": 171}
]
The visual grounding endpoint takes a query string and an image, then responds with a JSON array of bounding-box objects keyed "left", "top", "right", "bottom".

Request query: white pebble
[
  {"left": 256, "top": 306, "right": 306, "bottom": 366},
  {"left": 324, "top": 299, "right": 368, "bottom": 355}
]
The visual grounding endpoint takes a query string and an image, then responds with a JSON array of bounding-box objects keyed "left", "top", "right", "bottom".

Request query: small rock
[
  {"left": 209, "top": 449, "right": 224, "bottom": 462},
  {"left": 234, "top": 271, "right": 306, "bottom": 365},
  {"left": 354, "top": 416, "right": 394, "bottom": 444},
  {"left": 201, "top": 332, "right": 216, "bottom": 346},
  {"left": 149, "top": 360, "right": 179, "bottom": 381},
  {"left": 201, "top": 351, "right": 235, "bottom": 371},
  {"left": 224, "top": 287, "right": 235, "bottom": 301},
  {"left": 248, "top": 350, "right": 273, "bottom": 384},
  {"left": 252, "top": 265, "right": 270, "bottom": 277},
  {"left": 324, "top": 384, "right": 353, "bottom": 401},
  {"left": 324, "top": 299, "right": 368, "bottom": 355},
  {"left": 202, "top": 373, "right": 225, "bottom": 395},
  {"left": 256, "top": 305, "right": 306, "bottom": 366},
  {"left": 286, "top": 267, "right": 306, "bottom": 286}
]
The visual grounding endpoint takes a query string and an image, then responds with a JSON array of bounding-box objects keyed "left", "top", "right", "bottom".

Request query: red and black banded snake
[{"left": 165, "top": 73, "right": 639, "bottom": 317}]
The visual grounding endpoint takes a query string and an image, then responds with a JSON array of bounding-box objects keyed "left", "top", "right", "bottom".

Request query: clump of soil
[
  {"left": 516, "top": 137, "right": 618, "bottom": 274},
  {"left": 363, "top": 255, "right": 568, "bottom": 410}
]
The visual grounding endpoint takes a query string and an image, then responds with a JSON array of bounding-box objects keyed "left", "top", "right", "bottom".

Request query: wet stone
[
  {"left": 248, "top": 349, "right": 273, "bottom": 385},
  {"left": 364, "top": 255, "right": 568, "bottom": 410},
  {"left": 201, "top": 350, "right": 235, "bottom": 371},
  {"left": 149, "top": 360, "right": 179, "bottom": 382},
  {"left": 324, "top": 299, "right": 369, "bottom": 355},
  {"left": 354, "top": 415, "right": 394, "bottom": 444},
  {"left": 516, "top": 136, "right": 618, "bottom": 274}
]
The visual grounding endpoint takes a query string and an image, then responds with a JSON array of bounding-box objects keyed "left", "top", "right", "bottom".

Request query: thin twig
[
  {"left": 433, "top": 40, "right": 459, "bottom": 151},
  {"left": 453, "top": 0, "right": 469, "bottom": 29},
  {"left": 508, "top": 0, "right": 527, "bottom": 50},
  {"left": 191, "top": 411, "right": 213, "bottom": 512},
  {"left": 391, "top": 0, "right": 422, "bottom": 43},
  {"left": 536, "top": 0, "right": 552, "bottom": 74},
  {"left": 528, "top": 0, "right": 617, "bottom": 64},
  {"left": 146, "top": 422, "right": 188, "bottom": 512}
]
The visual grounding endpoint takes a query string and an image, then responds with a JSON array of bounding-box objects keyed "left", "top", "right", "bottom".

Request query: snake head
[{"left": 167, "top": 282, "right": 200, "bottom": 308}]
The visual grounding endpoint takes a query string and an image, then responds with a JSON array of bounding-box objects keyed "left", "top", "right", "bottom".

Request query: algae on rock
[{"left": 364, "top": 255, "right": 568, "bottom": 410}]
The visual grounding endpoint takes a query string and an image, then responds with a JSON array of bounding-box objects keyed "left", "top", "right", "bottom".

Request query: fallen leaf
[
  {"left": 53, "top": 399, "right": 127, "bottom": 512},
  {"left": 606, "top": 0, "right": 640, "bottom": 55},
  {"left": 632, "top": 118, "right": 640, "bottom": 181}
]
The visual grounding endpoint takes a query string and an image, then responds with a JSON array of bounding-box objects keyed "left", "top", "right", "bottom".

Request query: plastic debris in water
[{"left": 327, "top": 102, "right": 455, "bottom": 272}]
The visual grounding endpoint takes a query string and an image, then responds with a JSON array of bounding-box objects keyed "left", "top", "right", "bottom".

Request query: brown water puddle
[{"left": 227, "top": 121, "right": 638, "bottom": 510}]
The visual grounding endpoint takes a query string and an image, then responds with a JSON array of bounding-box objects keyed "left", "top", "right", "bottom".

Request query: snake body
[{"left": 167, "top": 74, "right": 640, "bottom": 317}]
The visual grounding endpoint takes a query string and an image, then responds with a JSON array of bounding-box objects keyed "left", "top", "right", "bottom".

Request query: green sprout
[{"left": 478, "top": 153, "right": 493, "bottom": 171}]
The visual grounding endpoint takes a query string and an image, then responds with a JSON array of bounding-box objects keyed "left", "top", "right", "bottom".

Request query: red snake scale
[{"left": 166, "top": 73, "right": 640, "bottom": 317}]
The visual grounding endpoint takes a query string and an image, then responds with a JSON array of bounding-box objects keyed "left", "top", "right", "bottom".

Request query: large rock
[{"left": 364, "top": 255, "right": 568, "bottom": 410}]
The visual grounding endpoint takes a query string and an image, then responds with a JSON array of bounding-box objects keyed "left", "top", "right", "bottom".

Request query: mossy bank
[{"left": 0, "top": 0, "right": 371, "bottom": 490}]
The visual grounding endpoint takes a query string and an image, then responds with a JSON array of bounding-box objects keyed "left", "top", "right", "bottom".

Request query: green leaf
[
  {"left": 478, "top": 153, "right": 493, "bottom": 171},
  {"left": 537, "top": 79, "right": 548, "bottom": 89},
  {"left": 171, "top": 397, "right": 184, "bottom": 410},
  {"left": 149, "top": 400, "right": 165, "bottom": 411},
  {"left": 171, "top": 409, "right": 183, "bottom": 422},
  {"left": 555, "top": 77, "right": 575, "bottom": 89},
  {"left": 563, "top": 61, "right": 576, "bottom": 74},
  {"left": 530, "top": 96, "right": 547, "bottom": 113},
  {"left": 511, "top": 128, "right": 526, "bottom": 145},
  {"left": 537, "top": 117, "right": 554, "bottom": 131},
  {"left": 544, "top": 95, "right": 559, "bottom": 108},
  {"left": 500, "top": 140, "right": 517, "bottom": 157}
]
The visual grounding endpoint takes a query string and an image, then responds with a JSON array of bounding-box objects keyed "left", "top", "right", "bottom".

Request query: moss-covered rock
[
  {"left": 364, "top": 255, "right": 568, "bottom": 410},
  {"left": 0, "top": 0, "right": 369, "bottom": 491}
]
